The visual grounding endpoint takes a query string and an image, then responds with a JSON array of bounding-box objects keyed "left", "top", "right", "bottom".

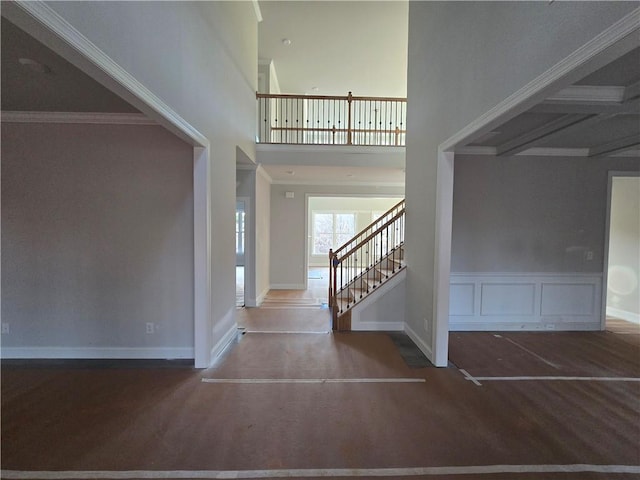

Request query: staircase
[{"left": 328, "top": 200, "right": 406, "bottom": 331}]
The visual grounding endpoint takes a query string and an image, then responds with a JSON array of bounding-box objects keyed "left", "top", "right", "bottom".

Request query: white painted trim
[
  {"left": 606, "top": 307, "right": 640, "bottom": 325},
  {"left": 251, "top": 0, "right": 263, "bottom": 23},
  {"left": 3, "top": 465, "right": 639, "bottom": 479},
  {"left": 271, "top": 179, "right": 405, "bottom": 187},
  {"left": 0, "top": 347, "right": 194, "bottom": 360},
  {"left": 454, "top": 146, "right": 497, "bottom": 156},
  {"left": 0, "top": 111, "right": 156, "bottom": 125},
  {"left": 432, "top": 151, "right": 454, "bottom": 367},
  {"left": 455, "top": 146, "right": 591, "bottom": 157},
  {"left": 518, "top": 147, "right": 590, "bottom": 157},
  {"left": 610, "top": 149, "right": 640, "bottom": 157},
  {"left": 256, "top": 287, "right": 270, "bottom": 307},
  {"left": 440, "top": 7, "right": 640, "bottom": 152},
  {"left": 7, "top": 1, "right": 209, "bottom": 148},
  {"left": 449, "top": 272, "right": 603, "bottom": 331},
  {"left": 270, "top": 283, "right": 306, "bottom": 290},
  {"left": 4, "top": 1, "right": 214, "bottom": 369},
  {"left": 547, "top": 85, "right": 625, "bottom": 103},
  {"left": 404, "top": 322, "right": 433, "bottom": 364},
  {"left": 602, "top": 171, "right": 640, "bottom": 330},
  {"left": 455, "top": 145, "right": 589, "bottom": 157},
  {"left": 209, "top": 323, "right": 238, "bottom": 365},
  {"left": 193, "top": 147, "right": 211, "bottom": 368},
  {"left": 256, "top": 164, "right": 273, "bottom": 184}
]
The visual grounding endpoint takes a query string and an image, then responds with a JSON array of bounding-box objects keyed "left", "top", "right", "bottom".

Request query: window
[
  {"left": 312, "top": 212, "right": 356, "bottom": 255},
  {"left": 236, "top": 209, "right": 245, "bottom": 254}
]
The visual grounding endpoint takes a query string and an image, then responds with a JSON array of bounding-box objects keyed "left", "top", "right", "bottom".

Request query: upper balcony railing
[{"left": 257, "top": 91, "right": 406, "bottom": 147}]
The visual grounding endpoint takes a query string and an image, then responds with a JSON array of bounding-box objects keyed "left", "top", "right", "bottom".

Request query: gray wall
[
  {"left": 255, "top": 170, "right": 271, "bottom": 301},
  {"left": 270, "top": 184, "right": 404, "bottom": 288},
  {"left": 607, "top": 176, "right": 640, "bottom": 320},
  {"left": 1, "top": 123, "right": 194, "bottom": 356},
  {"left": 39, "top": 1, "right": 258, "bottom": 360},
  {"left": 406, "top": 1, "right": 637, "bottom": 361},
  {"left": 452, "top": 155, "right": 640, "bottom": 273}
]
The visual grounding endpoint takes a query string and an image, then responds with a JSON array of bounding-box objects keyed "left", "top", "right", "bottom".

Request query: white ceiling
[{"left": 258, "top": 1, "right": 408, "bottom": 97}]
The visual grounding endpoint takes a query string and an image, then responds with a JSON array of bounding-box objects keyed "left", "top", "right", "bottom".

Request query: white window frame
[{"left": 311, "top": 211, "right": 356, "bottom": 255}]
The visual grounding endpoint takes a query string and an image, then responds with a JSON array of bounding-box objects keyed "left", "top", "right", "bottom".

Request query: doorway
[
  {"left": 236, "top": 198, "right": 248, "bottom": 308},
  {"left": 604, "top": 173, "right": 640, "bottom": 332},
  {"left": 305, "top": 195, "right": 404, "bottom": 296}
]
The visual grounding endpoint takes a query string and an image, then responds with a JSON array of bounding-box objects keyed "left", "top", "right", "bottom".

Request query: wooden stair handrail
[
  {"left": 332, "top": 199, "right": 405, "bottom": 257},
  {"left": 328, "top": 199, "right": 406, "bottom": 329},
  {"left": 334, "top": 209, "right": 405, "bottom": 261}
]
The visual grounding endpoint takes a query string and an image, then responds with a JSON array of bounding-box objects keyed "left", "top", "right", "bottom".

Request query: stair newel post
[
  {"left": 328, "top": 249, "right": 334, "bottom": 308},
  {"left": 331, "top": 250, "right": 340, "bottom": 330}
]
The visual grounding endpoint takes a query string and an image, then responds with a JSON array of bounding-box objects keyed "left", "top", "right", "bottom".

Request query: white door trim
[
  {"left": 4, "top": 1, "right": 213, "bottom": 367},
  {"left": 433, "top": 8, "right": 640, "bottom": 366},
  {"left": 602, "top": 171, "right": 640, "bottom": 329}
]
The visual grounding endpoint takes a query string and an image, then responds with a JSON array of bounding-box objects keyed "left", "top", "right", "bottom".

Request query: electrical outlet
[
  {"left": 585, "top": 251, "right": 594, "bottom": 261},
  {"left": 1, "top": 323, "right": 9, "bottom": 334},
  {"left": 146, "top": 322, "right": 154, "bottom": 334}
]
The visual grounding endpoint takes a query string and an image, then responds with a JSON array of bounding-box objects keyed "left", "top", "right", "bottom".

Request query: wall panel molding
[{"left": 450, "top": 273, "right": 602, "bottom": 331}]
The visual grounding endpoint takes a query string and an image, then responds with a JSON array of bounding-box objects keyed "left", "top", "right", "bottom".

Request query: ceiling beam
[
  {"left": 497, "top": 97, "right": 640, "bottom": 156},
  {"left": 546, "top": 85, "right": 625, "bottom": 103},
  {"left": 496, "top": 114, "right": 589, "bottom": 156},
  {"left": 623, "top": 79, "right": 640, "bottom": 102},
  {"left": 589, "top": 133, "right": 640, "bottom": 157}
]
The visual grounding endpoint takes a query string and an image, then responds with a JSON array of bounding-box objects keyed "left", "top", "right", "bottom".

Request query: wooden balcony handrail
[
  {"left": 257, "top": 92, "right": 407, "bottom": 102},
  {"left": 257, "top": 91, "right": 407, "bottom": 146}
]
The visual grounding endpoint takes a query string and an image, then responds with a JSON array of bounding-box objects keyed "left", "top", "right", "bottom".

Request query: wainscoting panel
[{"left": 450, "top": 273, "right": 602, "bottom": 331}]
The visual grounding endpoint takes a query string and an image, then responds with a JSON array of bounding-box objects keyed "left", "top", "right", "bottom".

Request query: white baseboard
[
  {"left": 404, "top": 323, "right": 433, "bottom": 364},
  {"left": 607, "top": 306, "right": 640, "bottom": 325},
  {"left": 450, "top": 272, "right": 603, "bottom": 331},
  {"left": 270, "top": 283, "right": 306, "bottom": 290},
  {"left": 256, "top": 287, "right": 269, "bottom": 306},
  {"left": 209, "top": 323, "right": 238, "bottom": 365},
  {"left": 0, "top": 346, "right": 194, "bottom": 360}
]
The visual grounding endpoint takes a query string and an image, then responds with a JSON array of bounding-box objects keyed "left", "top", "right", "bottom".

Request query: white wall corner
[
  {"left": 257, "top": 164, "right": 273, "bottom": 184},
  {"left": 256, "top": 287, "right": 269, "bottom": 306}
]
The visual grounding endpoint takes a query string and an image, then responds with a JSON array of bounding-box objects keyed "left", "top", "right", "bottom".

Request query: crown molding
[
  {"left": 518, "top": 147, "right": 590, "bottom": 157},
  {"left": 257, "top": 164, "right": 273, "bottom": 184},
  {"left": 1, "top": 111, "right": 156, "bottom": 125},
  {"left": 547, "top": 85, "right": 625, "bottom": 103},
  {"left": 252, "top": 0, "right": 263, "bottom": 23},
  {"left": 9, "top": 0, "right": 209, "bottom": 148},
  {"left": 456, "top": 146, "right": 592, "bottom": 157},
  {"left": 440, "top": 7, "right": 640, "bottom": 153},
  {"left": 454, "top": 146, "right": 496, "bottom": 156}
]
